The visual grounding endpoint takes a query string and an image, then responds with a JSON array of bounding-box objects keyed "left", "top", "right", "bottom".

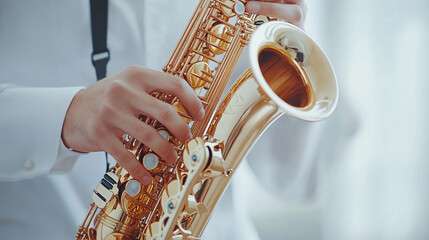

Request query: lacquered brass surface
[
  {"left": 76, "top": 1, "right": 338, "bottom": 240},
  {"left": 186, "top": 61, "right": 211, "bottom": 89},
  {"left": 258, "top": 47, "right": 311, "bottom": 108},
  {"left": 207, "top": 24, "right": 233, "bottom": 55}
]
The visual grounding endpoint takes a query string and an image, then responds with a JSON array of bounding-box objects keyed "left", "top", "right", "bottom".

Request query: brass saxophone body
[{"left": 76, "top": 1, "right": 338, "bottom": 239}]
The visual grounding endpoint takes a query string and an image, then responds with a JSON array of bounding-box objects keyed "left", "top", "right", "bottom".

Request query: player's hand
[
  {"left": 61, "top": 66, "right": 204, "bottom": 184},
  {"left": 246, "top": 0, "right": 307, "bottom": 29}
]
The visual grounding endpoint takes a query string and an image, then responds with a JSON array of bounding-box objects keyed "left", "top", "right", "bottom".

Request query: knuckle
[
  {"left": 147, "top": 96, "right": 158, "bottom": 107},
  {"left": 127, "top": 163, "right": 142, "bottom": 178},
  {"left": 134, "top": 124, "right": 152, "bottom": 141},
  {"left": 99, "top": 101, "right": 116, "bottom": 117},
  {"left": 156, "top": 141, "right": 175, "bottom": 160},
  {"left": 116, "top": 151, "right": 136, "bottom": 168},
  {"left": 158, "top": 105, "right": 176, "bottom": 122},
  {"left": 172, "top": 77, "right": 188, "bottom": 93},
  {"left": 125, "top": 65, "right": 146, "bottom": 80},
  {"left": 90, "top": 122, "right": 109, "bottom": 139},
  {"left": 106, "top": 80, "right": 127, "bottom": 97}
]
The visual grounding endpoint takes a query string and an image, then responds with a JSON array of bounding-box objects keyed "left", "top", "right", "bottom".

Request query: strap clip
[
  {"left": 91, "top": 50, "right": 110, "bottom": 80},
  {"left": 91, "top": 50, "right": 110, "bottom": 66}
]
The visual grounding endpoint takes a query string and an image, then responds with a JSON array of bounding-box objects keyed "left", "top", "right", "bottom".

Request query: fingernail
[
  {"left": 197, "top": 108, "right": 205, "bottom": 120},
  {"left": 141, "top": 175, "right": 152, "bottom": 185},
  {"left": 247, "top": 2, "right": 260, "bottom": 13}
]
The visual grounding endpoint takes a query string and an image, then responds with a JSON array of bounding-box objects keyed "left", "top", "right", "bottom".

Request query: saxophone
[{"left": 76, "top": 0, "right": 338, "bottom": 239}]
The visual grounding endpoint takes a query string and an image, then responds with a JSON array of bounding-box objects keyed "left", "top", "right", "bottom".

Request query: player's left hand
[{"left": 246, "top": 0, "right": 307, "bottom": 29}]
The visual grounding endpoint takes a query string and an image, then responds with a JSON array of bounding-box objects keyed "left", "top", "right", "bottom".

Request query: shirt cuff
[
  {"left": 50, "top": 138, "right": 87, "bottom": 174},
  {"left": 0, "top": 86, "right": 85, "bottom": 181}
]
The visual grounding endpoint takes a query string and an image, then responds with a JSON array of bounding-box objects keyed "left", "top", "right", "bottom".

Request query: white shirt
[{"left": 0, "top": 1, "right": 324, "bottom": 239}]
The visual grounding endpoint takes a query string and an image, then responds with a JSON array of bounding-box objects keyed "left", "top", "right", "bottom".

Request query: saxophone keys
[
  {"left": 141, "top": 152, "right": 171, "bottom": 174},
  {"left": 104, "top": 232, "right": 131, "bottom": 240},
  {"left": 219, "top": 0, "right": 245, "bottom": 17},
  {"left": 207, "top": 24, "right": 233, "bottom": 55},
  {"left": 182, "top": 137, "right": 206, "bottom": 170},
  {"left": 88, "top": 228, "right": 97, "bottom": 240},
  {"left": 158, "top": 129, "right": 170, "bottom": 141},
  {"left": 146, "top": 221, "right": 161, "bottom": 240},
  {"left": 233, "top": 1, "right": 245, "bottom": 15},
  {"left": 172, "top": 101, "right": 193, "bottom": 124},
  {"left": 122, "top": 134, "right": 140, "bottom": 150},
  {"left": 157, "top": 128, "right": 181, "bottom": 148},
  {"left": 254, "top": 15, "right": 270, "bottom": 26},
  {"left": 92, "top": 172, "right": 119, "bottom": 208},
  {"left": 219, "top": 0, "right": 235, "bottom": 17},
  {"left": 142, "top": 153, "right": 159, "bottom": 171},
  {"left": 186, "top": 195, "right": 208, "bottom": 214},
  {"left": 186, "top": 61, "right": 212, "bottom": 89},
  {"left": 161, "top": 179, "right": 181, "bottom": 213},
  {"left": 125, "top": 179, "right": 141, "bottom": 196},
  {"left": 92, "top": 185, "right": 111, "bottom": 209},
  {"left": 120, "top": 180, "right": 155, "bottom": 219}
]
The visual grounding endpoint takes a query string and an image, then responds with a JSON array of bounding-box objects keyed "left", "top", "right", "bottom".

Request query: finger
[
  {"left": 133, "top": 93, "right": 192, "bottom": 143},
  {"left": 114, "top": 84, "right": 192, "bottom": 142},
  {"left": 106, "top": 138, "right": 153, "bottom": 185},
  {"left": 116, "top": 114, "right": 179, "bottom": 164},
  {"left": 136, "top": 69, "right": 205, "bottom": 121},
  {"left": 246, "top": 2, "right": 304, "bottom": 26}
]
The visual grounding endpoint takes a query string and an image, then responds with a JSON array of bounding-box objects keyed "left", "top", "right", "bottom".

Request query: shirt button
[{"left": 24, "top": 160, "right": 35, "bottom": 170}]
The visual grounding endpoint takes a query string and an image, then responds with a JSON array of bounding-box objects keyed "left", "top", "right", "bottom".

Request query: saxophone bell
[
  {"left": 208, "top": 21, "right": 338, "bottom": 146},
  {"left": 249, "top": 21, "right": 338, "bottom": 122}
]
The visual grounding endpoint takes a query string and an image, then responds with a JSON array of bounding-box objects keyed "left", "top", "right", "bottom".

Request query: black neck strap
[
  {"left": 90, "top": 0, "right": 110, "bottom": 80},
  {"left": 90, "top": 0, "right": 111, "bottom": 172}
]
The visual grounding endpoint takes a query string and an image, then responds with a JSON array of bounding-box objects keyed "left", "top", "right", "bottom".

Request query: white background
[{"left": 282, "top": 0, "right": 429, "bottom": 239}]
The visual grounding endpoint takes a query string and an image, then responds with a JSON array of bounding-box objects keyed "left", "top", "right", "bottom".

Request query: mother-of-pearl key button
[{"left": 143, "top": 153, "right": 159, "bottom": 170}]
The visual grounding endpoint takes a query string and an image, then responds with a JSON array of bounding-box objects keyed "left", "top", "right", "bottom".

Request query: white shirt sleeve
[{"left": 0, "top": 85, "right": 85, "bottom": 181}]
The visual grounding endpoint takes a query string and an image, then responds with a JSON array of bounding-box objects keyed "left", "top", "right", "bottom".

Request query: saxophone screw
[
  {"left": 224, "top": 169, "right": 233, "bottom": 177},
  {"left": 168, "top": 201, "right": 175, "bottom": 211}
]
